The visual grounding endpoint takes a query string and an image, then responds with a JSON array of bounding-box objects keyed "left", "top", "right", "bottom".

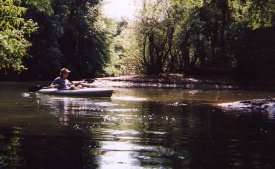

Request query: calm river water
[{"left": 1, "top": 82, "right": 275, "bottom": 169}]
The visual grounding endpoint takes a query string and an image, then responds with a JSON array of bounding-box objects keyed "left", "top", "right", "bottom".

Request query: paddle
[
  {"left": 28, "top": 85, "right": 45, "bottom": 93},
  {"left": 28, "top": 79, "right": 95, "bottom": 93}
]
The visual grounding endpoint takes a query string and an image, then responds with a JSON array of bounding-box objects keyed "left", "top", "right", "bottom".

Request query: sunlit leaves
[
  {"left": 116, "top": 0, "right": 275, "bottom": 75},
  {"left": 231, "top": 0, "right": 273, "bottom": 29},
  {"left": 0, "top": 0, "right": 40, "bottom": 71}
]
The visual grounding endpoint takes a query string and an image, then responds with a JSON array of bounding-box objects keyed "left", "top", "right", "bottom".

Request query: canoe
[{"left": 38, "top": 88, "right": 114, "bottom": 97}]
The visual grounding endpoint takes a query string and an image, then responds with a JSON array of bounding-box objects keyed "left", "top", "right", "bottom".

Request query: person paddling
[{"left": 50, "top": 68, "right": 82, "bottom": 90}]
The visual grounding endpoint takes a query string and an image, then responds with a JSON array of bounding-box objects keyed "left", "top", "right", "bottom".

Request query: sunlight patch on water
[
  {"left": 145, "top": 131, "right": 167, "bottom": 135},
  {"left": 112, "top": 96, "right": 147, "bottom": 101},
  {"left": 116, "top": 114, "right": 138, "bottom": 117},
  {"left": 103, "top": 129, "right": 140, "bottom": 136},
  {"left": 94, "top": 102, "right": 118, "bottom": 107},
  {"left": 107, "top": 108, "right": 138, "bottom": 112},
  {"left": 100, "top": 141, "right": 156, "bottom": 152},
  {"left": 169, "top": 102, "right": 188, "bottom": 106},
  {"left": 97, "top": 140, "right": 184, "bottom": 168},
  {"left": 98, "top": 148, "right": 141, "bottom": 169},
  {"left": 36, "top": 95, "right": 119, "bottom": 115},
  {"left": 21, "top": 92, "right": 31, "bottom": 98},
  {"left": 100, "top": 114, "right": 139, "bottom": 124},
  {"left": 102, "top": 115, "right": 135, "bottom": 122}
]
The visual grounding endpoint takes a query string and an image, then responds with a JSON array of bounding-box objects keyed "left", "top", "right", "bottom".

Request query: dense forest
[
  {"left": 0, "top": 0, "right": 110, "bottom": 80},
  {"left": 108, "top": 0, "right": 275, "bottom": 77},
  {"left": 0, "top": 0, "right": 275, "bottom": 80}
]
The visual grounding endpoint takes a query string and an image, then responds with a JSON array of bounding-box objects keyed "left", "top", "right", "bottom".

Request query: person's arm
[
  {"left": 49, "top": 84, "right": 60, "bottom": 88},
  {"left": 49, "top": 78, "right": 60, "bottom": 88}
]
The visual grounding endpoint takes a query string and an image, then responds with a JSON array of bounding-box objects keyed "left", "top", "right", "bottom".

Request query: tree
[
  {"left": 22, "top": 0, "right": 111, "bottom": 80},
  {"left": 134, "top": 0, "right": 178, "bottom": 74},
  {"left": 0, "top": 0, "right": 38, "bottom": 71},
  {"left": 124, "top": 0, "right": 275, "bottom": 76}
]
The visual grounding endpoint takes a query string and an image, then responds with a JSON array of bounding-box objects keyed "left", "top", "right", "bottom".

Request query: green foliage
[
  {"left": 104, "top": 20, "right": 141, "bottom": 76},
  {"left": 132, "top": 0, "right": 204, "bottom": 74},
  {"left": 114, "top": 0, "right": 275, "bottom": 76},
  {"left": 1, "top": 0, "right": 274, "bottom": 78},
  {"left": 21, "top": 0, "right": 110, "bottom": 80},
  {"left": 0, "top": 0, "right": 110, "bottom": 79},
  {"left": 26, "top": 0, "right": 53, "bottom": 14},
  {"left": 0, "top": 0, "right": 38, "bottom": 71}
]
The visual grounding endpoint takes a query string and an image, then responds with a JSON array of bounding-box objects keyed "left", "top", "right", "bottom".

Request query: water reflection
[
  {"left": 0, "top": 132, "right": 22, "bottom": 168},
  {"left": 28, "top": 93, "right": 275, "bottom": 168},
  {"left": 2, "top": 83, "right": 275, "bottom": 168},
  {"left": 33, "top": 94, "right": 189, "bottom": 168}
]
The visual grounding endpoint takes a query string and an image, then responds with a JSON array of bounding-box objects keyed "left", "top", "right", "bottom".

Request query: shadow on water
[{"left": 1, "top": 83, "right": 275, "bottom": 168}]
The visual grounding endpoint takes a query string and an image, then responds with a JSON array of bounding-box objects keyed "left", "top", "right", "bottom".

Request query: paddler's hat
[{"left": 60, "top": 68, "right": 71, "bottom": 75}]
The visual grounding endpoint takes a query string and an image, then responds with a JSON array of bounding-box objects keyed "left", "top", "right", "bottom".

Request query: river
[{"left": 1, "top": 82, "right": 275, "bottom": 169}]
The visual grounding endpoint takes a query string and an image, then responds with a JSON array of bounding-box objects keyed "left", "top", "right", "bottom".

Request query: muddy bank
[{"left": 218, "top": 99, "right": 275, "bottom": 113}]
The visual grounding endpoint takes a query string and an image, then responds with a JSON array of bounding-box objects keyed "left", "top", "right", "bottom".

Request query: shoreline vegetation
[{"left": 1, "top": 0, "right": 274, "bottom": 82}]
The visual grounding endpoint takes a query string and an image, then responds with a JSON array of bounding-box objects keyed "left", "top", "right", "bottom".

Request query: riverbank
[
  {"left": 86, "top": 74, "right": 275, "bottom": 90},
  {"left": 217, "top": 99, "right": 275, "bottom": 114}
]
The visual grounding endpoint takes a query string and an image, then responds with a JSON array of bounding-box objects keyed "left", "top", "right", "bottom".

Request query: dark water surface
[{"left": 1, "top": 82, "right": 275, "bottom": 168}]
